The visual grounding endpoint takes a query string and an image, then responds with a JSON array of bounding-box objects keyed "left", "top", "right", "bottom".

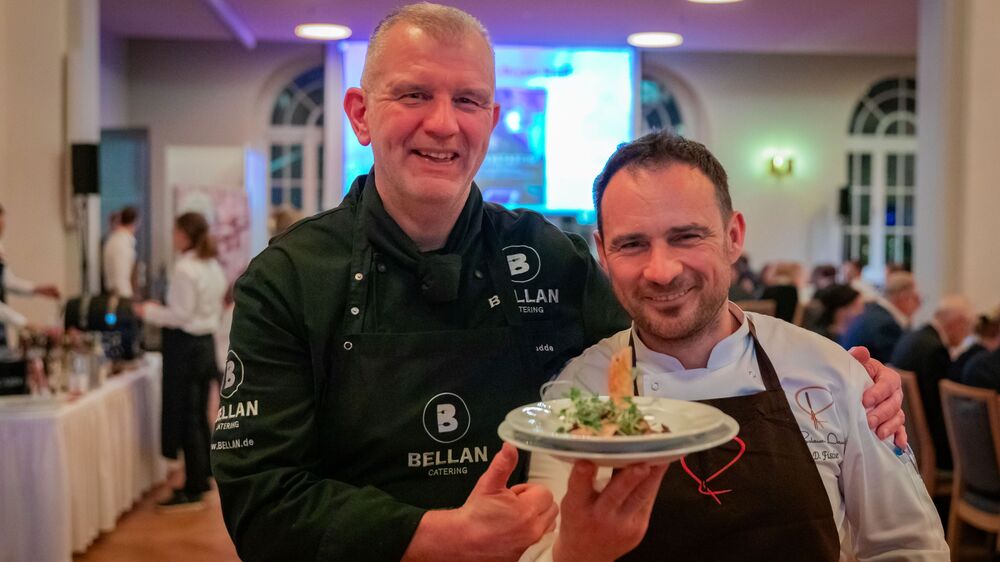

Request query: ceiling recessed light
[
  {"left": 627, "top": 32, "right": 683, "bottom": 49},
  {"left": 295, "top": 23, "right": 352, "bottom": 41}
]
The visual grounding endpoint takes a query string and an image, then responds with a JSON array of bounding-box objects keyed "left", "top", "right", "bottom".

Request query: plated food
[
  {"left": 557, "top": 347, "right": 668, "bottom": 437},
  {"left": 498, "top": 343, "right": 738, "bottom": 465}
]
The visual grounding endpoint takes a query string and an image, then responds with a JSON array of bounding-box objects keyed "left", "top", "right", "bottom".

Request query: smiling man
[
  {"left": 525, "top": 133, "right": 948, "bottom": 561},
  {"left": 211, "top": 4, "right": 907, "bottom": 562}
]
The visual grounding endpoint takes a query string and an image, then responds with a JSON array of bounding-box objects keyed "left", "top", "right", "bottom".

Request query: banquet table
[{"left": 0, "top": 354, "right": 166, "bottom": 562}]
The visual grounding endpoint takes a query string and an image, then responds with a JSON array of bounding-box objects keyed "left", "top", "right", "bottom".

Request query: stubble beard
[{"left": 618, "top": 277, "right": 730, "bottom": 351}]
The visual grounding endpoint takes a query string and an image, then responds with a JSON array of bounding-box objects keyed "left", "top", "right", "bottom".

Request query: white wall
[
  {"left": 643, "top": 52, "right": 915, "bottom": 271},
  {"left": 956, "top": 0, "right": 1000, "bottom": 312},
  {"left": 126, "top": 39, "right": 323, "bottom": 270},
  {"left": 1, "top": 0, "right": 76, "bottom": 325},
  {"left": 100, "top": 29, "right": 129, "bottom": 129}
]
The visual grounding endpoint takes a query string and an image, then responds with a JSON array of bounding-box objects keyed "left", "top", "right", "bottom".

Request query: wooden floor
[{"left": 73, "top": 470, "right": 239, "bottom": 562}]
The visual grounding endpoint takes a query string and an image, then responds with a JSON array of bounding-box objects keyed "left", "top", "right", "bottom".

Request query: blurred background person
[
  {"left": 891, "top": 295, "right": 975, "bottom": 472},
  {"left": 950, "top": 308, "right": 1000, "bottom": 379},
  {"left": 760, "top": 261, "right": 801, "bottom": 323},
  {"left": 840, "top": 259, "right": 879, "bottom": 301},
  {"left": 810, "top": 263, "right": 838, "bottom": 291},
  {"left": 959, "top": 309, "right": 1000, "bottom": 391},
  {"left": 842, "top": 271, "right": 921, "bottom": 362},
  {"left": 133, "top": 212, "right": 227, "bottom": 510},
  {"left": 804, "top": 284, "right": 864, "bottom": 344},
  {"left": 0, "top": 203, "right": 61, "bottom": 346},
  {"left": 728, "top": 254, "right": 759, "bottom": 301},
  {"left": 102, "top": 205, "right": 139, "bottom": 298},
  {"left": 268, "top": 206, "right": 303, "bottom": 238}
]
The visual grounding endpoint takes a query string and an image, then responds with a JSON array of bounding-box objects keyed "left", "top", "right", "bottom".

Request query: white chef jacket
[
  {"left": 102, "top": 228, "right": 137, "bottom": 298},
  {"left": 143, "top": 251, "right": 227, "bottom": 336},
  {"left": 523, "top": 305, "right": 949, "bottom": 561},
  {"left": 0, "top": 241, "right": 37, "bottom": 328}
]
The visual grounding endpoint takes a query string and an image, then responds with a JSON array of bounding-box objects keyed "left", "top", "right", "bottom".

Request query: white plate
[
  {"left": 505, "top": 396, "right": 727, "bottom": 453},
  {"left": 498, "top": 415, "right": 739, "bottom": 468}
]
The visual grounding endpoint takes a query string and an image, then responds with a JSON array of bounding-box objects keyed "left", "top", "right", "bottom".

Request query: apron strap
[
  {"left": 745, "top": 316, "right": 782, "bottom": 392},
  {"left": 628, "top": 313, "right": 782, "bottom": 394}
]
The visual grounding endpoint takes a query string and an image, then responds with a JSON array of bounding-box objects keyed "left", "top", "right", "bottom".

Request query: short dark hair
[
  {"left": 593, "top": 132, "right": 731, "bottom": 231},
  {"left": 119, "top": 206, "right": 138, "bottom": 226}
]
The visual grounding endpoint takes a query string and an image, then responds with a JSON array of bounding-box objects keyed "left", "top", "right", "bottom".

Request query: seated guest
[
  {"left": 950, "top": 310, "right": 1000, "bottom": 379},
  {"left": 760, "top": 262, "right": 801, "bottom": 323},
  {"left": 891, "top": 295, "right": 974, "bottom": 471},
  {"left": 728, "top": 255, "right": 757, "bottom": 301},
  {"left": 842, "top": 271, "right": 921, "bottom": 362},
  {"left": 840, "top": 259, "right": 879, "bottom": 301},
  {"left": 961, "top": 310, "right": 1000, "bottom": 392},
  {"left": 805, "top": 284, "right": 864, "bottom": 344},
  {"left": 809, "top": 263, "right": 837, "bottom": 295}
]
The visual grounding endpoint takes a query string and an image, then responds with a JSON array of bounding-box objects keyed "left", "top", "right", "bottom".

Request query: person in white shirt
[
  {"left": 0, "top": 203, "right": 61, "bottom": 343},
  {"left": 523, "top": 133, "right": 947, "bottom": 561},
  {"left": 102, "top": 205, "right": 139, "bottom": 298},
  {"left": 134, "top": 211, "right": 227, "bottom": 510}
]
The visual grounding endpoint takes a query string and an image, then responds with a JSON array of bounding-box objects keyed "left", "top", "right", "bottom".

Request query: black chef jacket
[{"left": 212, "top": 174, "right": 628, "bottom": 561}]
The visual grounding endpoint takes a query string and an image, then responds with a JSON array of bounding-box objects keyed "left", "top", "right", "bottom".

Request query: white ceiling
[{"left": 101, "top": 0, "right": 917, "bottom": 55}]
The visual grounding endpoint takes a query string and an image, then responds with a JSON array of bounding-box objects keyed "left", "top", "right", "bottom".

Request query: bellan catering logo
[
  {"left": 422, "top": 392, "right": 471, "bottom": 444},
  {"left": 220, "top": 350, "right": 245, "bottom": 399},
  {"left": 503, "top": 245, "right": 541, "bottom": 283}
]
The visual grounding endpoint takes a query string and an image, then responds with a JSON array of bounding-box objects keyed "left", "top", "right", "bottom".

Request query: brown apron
[{"left": 621, "top": 318, "right": 841, "bottom": 561}]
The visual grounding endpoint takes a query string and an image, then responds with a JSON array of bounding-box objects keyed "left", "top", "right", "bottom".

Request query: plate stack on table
[{"left": 499, "top": 396, "right": 739, "bottom": 467}]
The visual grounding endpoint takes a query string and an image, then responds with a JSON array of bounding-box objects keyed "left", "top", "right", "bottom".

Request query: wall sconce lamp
[{"left": 769, "top": 153, "right": 794, "bottom": 176}]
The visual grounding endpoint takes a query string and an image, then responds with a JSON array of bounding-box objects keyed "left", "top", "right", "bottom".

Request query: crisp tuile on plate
[{"left": 557, "top": 346, "right": 669, "bottom": 437}]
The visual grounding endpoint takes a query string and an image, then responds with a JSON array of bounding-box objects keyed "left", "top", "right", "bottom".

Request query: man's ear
[
  {"left": 344, "top": 87, "right": 372, "bottom": 146},
  {"left": 490, "top": 102, "right": 501, "bottom": 131},
  {"left": 726, "top": 211, "right": 747, "bottom": 264},
  {"left": 594, "top": 229, "right": 609, "bottom": 272}
]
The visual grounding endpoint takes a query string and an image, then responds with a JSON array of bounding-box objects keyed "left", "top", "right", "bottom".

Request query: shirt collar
[
  {"left": 632, "top": 302, "right": 753, "bottom": 372},
  {"left": 876, "top": 297, "right": 911, "bottom": 329}
]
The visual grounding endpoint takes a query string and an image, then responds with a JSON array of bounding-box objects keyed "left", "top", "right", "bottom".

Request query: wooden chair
[
  {"left": 939, "top": 379, "right": 1000, "bottom": 557},
  {"left": 898, "top": 370, "right": 952, "bottom": 497},
  {"left": 734, "top": 299, "right": 777, "bottom": 317}
]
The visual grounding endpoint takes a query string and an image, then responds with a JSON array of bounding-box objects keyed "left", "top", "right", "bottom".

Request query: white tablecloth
[{"left": 0, "top": 354, "right": 166, "bottom": 562}]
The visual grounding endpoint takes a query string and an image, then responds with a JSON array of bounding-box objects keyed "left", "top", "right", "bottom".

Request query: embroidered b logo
[
  {"left": 507, "top": 254, "right": 530, "bottom": 276},
  {"left": 220, "top": 350, "right": 244, "bottom": 399},
  {"left": 502, "top": 245, "right": 541, "bottom": 283},
  {"left": 422, "top": 393, "right": 471, "bottom": 444},
  {"left": 437, "top": 404, "right": 458, "bottom": 433}
]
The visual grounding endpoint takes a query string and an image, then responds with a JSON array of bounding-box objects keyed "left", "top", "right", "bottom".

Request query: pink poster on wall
[{"left": 173, "top": 186, "right": 251, "bottom": 287}]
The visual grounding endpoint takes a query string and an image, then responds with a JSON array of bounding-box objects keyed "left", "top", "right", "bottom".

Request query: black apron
[
  {"left": 324, "top": 204, "right": 547, "bottom": 508},
  {"left": 622, "top": 318, "right": 841, "bottom": 561}
]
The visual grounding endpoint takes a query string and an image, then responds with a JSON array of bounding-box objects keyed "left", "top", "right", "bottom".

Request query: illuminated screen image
[{"left": 341, "top": 43, "right": 634, "bottom": 220}]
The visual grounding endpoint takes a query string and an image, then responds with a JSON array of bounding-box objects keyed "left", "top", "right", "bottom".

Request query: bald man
[{"left": 892, "top": 295, "right": 974, "bottom": 470}]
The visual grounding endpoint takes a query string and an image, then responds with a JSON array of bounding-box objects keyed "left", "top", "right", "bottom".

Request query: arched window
[
  {"left": 843, "top": 76, "right": 916, "bottom": 278},
  {"left": 268, "top": 66, "right": 324, "bottom": 213},
  {"left": 640, "top": 76, "right": 685, "bottom": 136}
]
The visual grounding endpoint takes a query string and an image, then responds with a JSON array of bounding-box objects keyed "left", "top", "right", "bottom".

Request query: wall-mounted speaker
[{"left": 71, "top": 143, "right": 99, "bottom": 195}]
